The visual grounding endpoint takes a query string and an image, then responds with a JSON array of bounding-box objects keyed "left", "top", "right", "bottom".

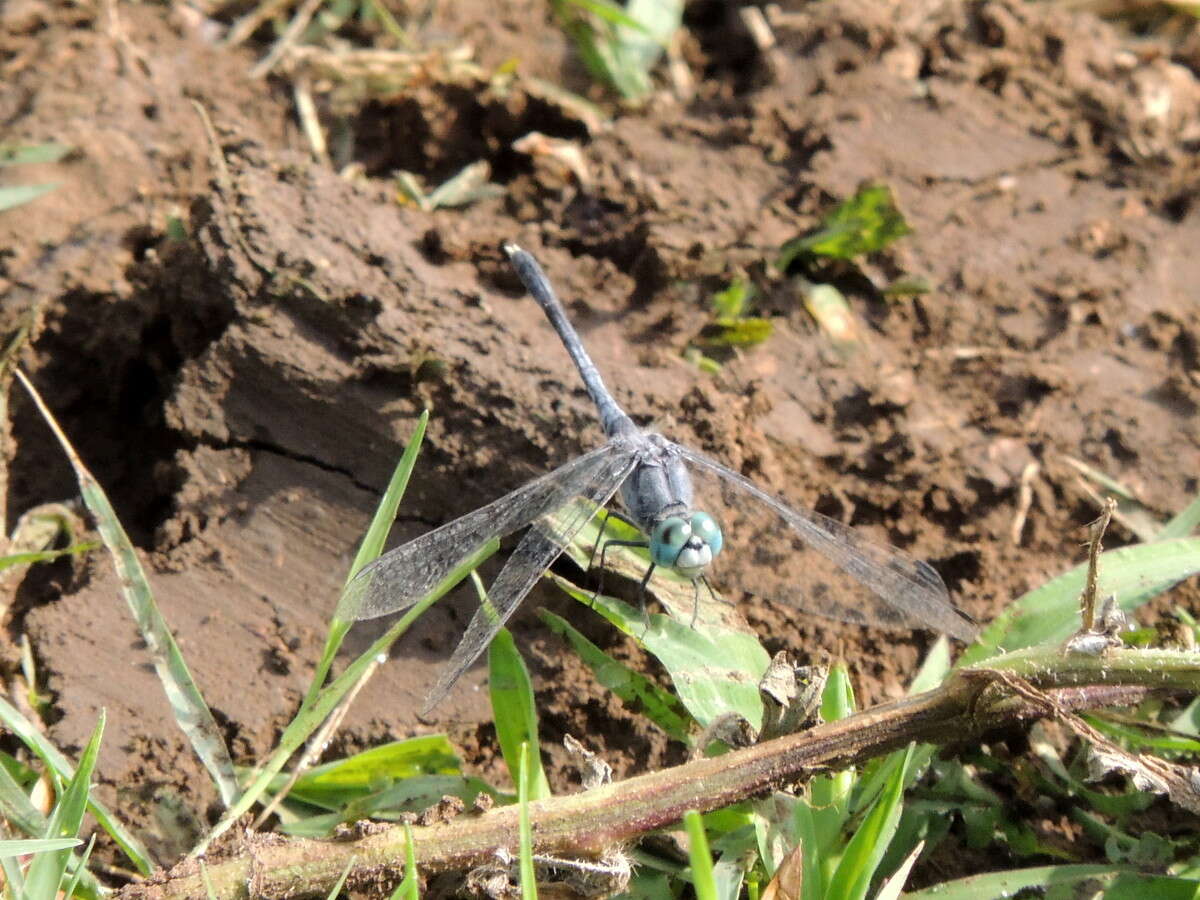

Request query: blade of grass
[
  {"left": 0, "top": 183, "right": 58, "bottom": 211},
  {"left": 1160, "top": 492, "right": 1200, "bottom": 540},
  {"left": 519, "top": 741, "right": 538, "bottom": 900},
  {"left": 324, "top": 855, "right": 357, "bottom": 900},
  {"left": 59, "top": 833, "right": 96, "bottom": 900},
  {"left": 0, "top": 838, "right": 81, "bottom": 856},
  {"left": 901, "top": 864, "right": 1137, "bottom": 899},
  {"left": 15, "top": 368, "right": 241, "bottom": 808},
  {"left": 390, "top": 824, "right": 419, "bottom": 899},
  {"left": 281, "top": 735, "right": 461, "bottom": 808},
  {"left": 24, "top": 712, "right": 103, "bottom": 900},
  {"left": 193, "top": 537, "right": 498, "bottom": 856},
  {"left": 825, "top": 743, "right": 914, "bottom": 900},
  {"left": 685, "top": 809, "right": 718, "bottom": 900},
  {"left": 0, "top": 142, "right": 70, "bottom": 166},
  {"left": 0, "top": 695, "right": 153, "bottom": 875},
  {"left": 810, "top": 664, "right": 856, "bottom": 856},
  {"left": 489, "top": 607, "right": 551, "bottom": 800},
  {"left": 306, "top": 410, "right": 428, "bottom": 710},
  {"left": 872, "top": 840, "right": 923, "bottom": 900}
]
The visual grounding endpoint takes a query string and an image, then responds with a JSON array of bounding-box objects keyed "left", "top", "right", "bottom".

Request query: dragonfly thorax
[{"left": 650, "top": 511, "right": 724, "bottom": 577}]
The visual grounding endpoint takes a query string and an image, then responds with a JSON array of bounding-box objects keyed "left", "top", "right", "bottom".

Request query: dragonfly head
[{"left": 650, "top": 511, "right": 724, "bottom": 578}]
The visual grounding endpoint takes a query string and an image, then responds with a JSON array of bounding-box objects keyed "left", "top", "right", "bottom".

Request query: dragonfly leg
[
  {"left": 596, "top": 536, "right": 649, "bottom": 608},
  {"left": 585, "top": 509, "right": 614, "bottom": 571},
  {"left": 636, "top": 561, "right": 657, "bottom": 638}
]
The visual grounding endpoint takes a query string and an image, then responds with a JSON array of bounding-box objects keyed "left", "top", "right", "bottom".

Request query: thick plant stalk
[{"left": 118, "top": 647, "right": 1200, "bottom": 900}]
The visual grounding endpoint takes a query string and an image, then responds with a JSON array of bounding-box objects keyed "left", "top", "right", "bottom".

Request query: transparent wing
[
  {"left": 421, "top": 466, "right": 631, "bottom": 713},
  {"left": 674, "top": 445, "right": 977, "bottom": 642},
  {"left": 338, "top": 442, "right": 635, "bottom": 621}
]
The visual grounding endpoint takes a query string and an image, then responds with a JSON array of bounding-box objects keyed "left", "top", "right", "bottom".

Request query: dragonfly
[{"left": 339, "top": 243, "right": 977, "bottom": 713}]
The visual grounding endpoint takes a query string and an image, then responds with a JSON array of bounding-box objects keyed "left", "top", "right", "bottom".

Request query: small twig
[
  {"left": 250, "top": 0, "right": 324, "bottom": 79},
  {"left": 1009, "top": 460, "right": 1040, "bottom": 545},
  {"left": 1080, "top": 497, "right": 1116, "bottom": 632},
  {"left": 224, "top": 0, "right": 295, "bottom": 48}
]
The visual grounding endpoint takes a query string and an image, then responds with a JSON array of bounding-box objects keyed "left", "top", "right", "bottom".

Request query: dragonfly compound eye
[
  {"left": 650, "top": 516, "right": 691, "bottom": 567},
  {"left": 690, "top": 511, "right": 723, "bottom": 558}
]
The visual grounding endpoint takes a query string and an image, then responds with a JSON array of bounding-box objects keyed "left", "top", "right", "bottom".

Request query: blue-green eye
[
  {"left": 690, "top": 512, "right": 723, "bottom": 557},
  {"left": 650, "top": 516, "right": 691, "bottom": 567}
]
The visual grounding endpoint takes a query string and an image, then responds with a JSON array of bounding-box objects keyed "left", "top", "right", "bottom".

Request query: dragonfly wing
[
  {"left": 675, "top": 444, "right": 977, "bottom": 642},
  {"left": 339, "top": 441, "right": 635, "bottom": 621},
  {"left": 422, "top": 451, "right": 637, "bottom": 712}
]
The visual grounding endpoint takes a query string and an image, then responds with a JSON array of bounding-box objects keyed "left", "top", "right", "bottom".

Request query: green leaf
[
  {"left": 16, "top": 370, "right": 241, "bottom": 808},
  {"left": 24, "top": 713, "right": 103, "bottom": 900},
  {"left": 697, "top": 317, "right": 774, "bottom": 348},
  {"left": 0, "top": 183, "right": 58, "bottom": 211},
  {"left": 0, "top": 142, "right": 71, "bottom": 166},
  {"left": 539, "top": 607, "right": 693, "bottom": 743},
  {"left": 962, "top": 537, "right": 1200, "bottom": 664},
  {"left": 552, "top": 575, "right": 769, "bottom": 729},
  {"left": 777, "top": 184, "right": 912, "bottom": 267},
  {"left": 712, "top": 279, "right": 755, "bottom": 318},
  {"left": 490, "top": 625, "right": 552, "bottom": 801}
]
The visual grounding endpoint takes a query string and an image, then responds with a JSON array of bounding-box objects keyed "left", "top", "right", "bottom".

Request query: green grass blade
[
  {"left": 17, "top": 369, "right": 241, "bottom": 808},
  {"left": 324, "top": 855, "right": 356, "bottom": 900},
  {"left": 539, "top": 607, "right": 693, "bottom": 743},
  {"left": 518, "top": 741, "right": 539, "bottom": 900},
  {"left": 825, "top": 743, "right": 913, "bottom": 900},
  {"left": 0, "top": 692, "right": 154, "bottom": 875},
  {"left": 0, "top": 752, "right": 47, "bottom": 837},
  {"left": 24, "top": 712, "right": 103, "bottom": 900},
  {"left": 277, "top": 775, "right": 499, "bottom": 836},
  {"left": 684, "top": 810, "right": 718, "bottom": 900},
  {"left": 962, "top": 537, "right": 1200, "bottom": 664},
  {"left": 0, "top": 544, "right": 96, "bottom": 571},
  {"left": 0, "top": 849, "right": 23, "bottom": 896},
  {"left": 194, "top": 537, "right": 498, "bottom": 856},
  {"left": 58, "top": 833, "right": 96, "bottom": 900},
  {"left": 872, "top": 840, "right": 923, "bottom": 900},
  {"left": 390, "top": 824, "right": 419, "bottom": 899},
  {"left": 0, "top": 183, "right": 58, "bottom": 211},
  {"left": 1160, "top": 492, "right": 1200, "bottom": 540},
  {"left": 810, "top": 665, "right": 856, "bottom": 851},
  {"left": 281, "top": 735, "right": 461, "bottom": 808},
  {"left": 306, "top": 411, "right": 428, "bottom": 709},
  {"left": 902, "top": 864, "right": 1136, "bottom": 899},
  {"left": 0, "top": 838, "right": 81, "bottom": 856},
  {"left": 0, "top": 142, "right": 70, "bottom": 166},
  {"left": 490, "top": 621, "right": 551, "bottom": 801}
]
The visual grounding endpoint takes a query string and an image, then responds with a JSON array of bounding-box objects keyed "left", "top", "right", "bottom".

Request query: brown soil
[{"left": 2, "top": 0, "right": 1199, "bottom": 888}]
